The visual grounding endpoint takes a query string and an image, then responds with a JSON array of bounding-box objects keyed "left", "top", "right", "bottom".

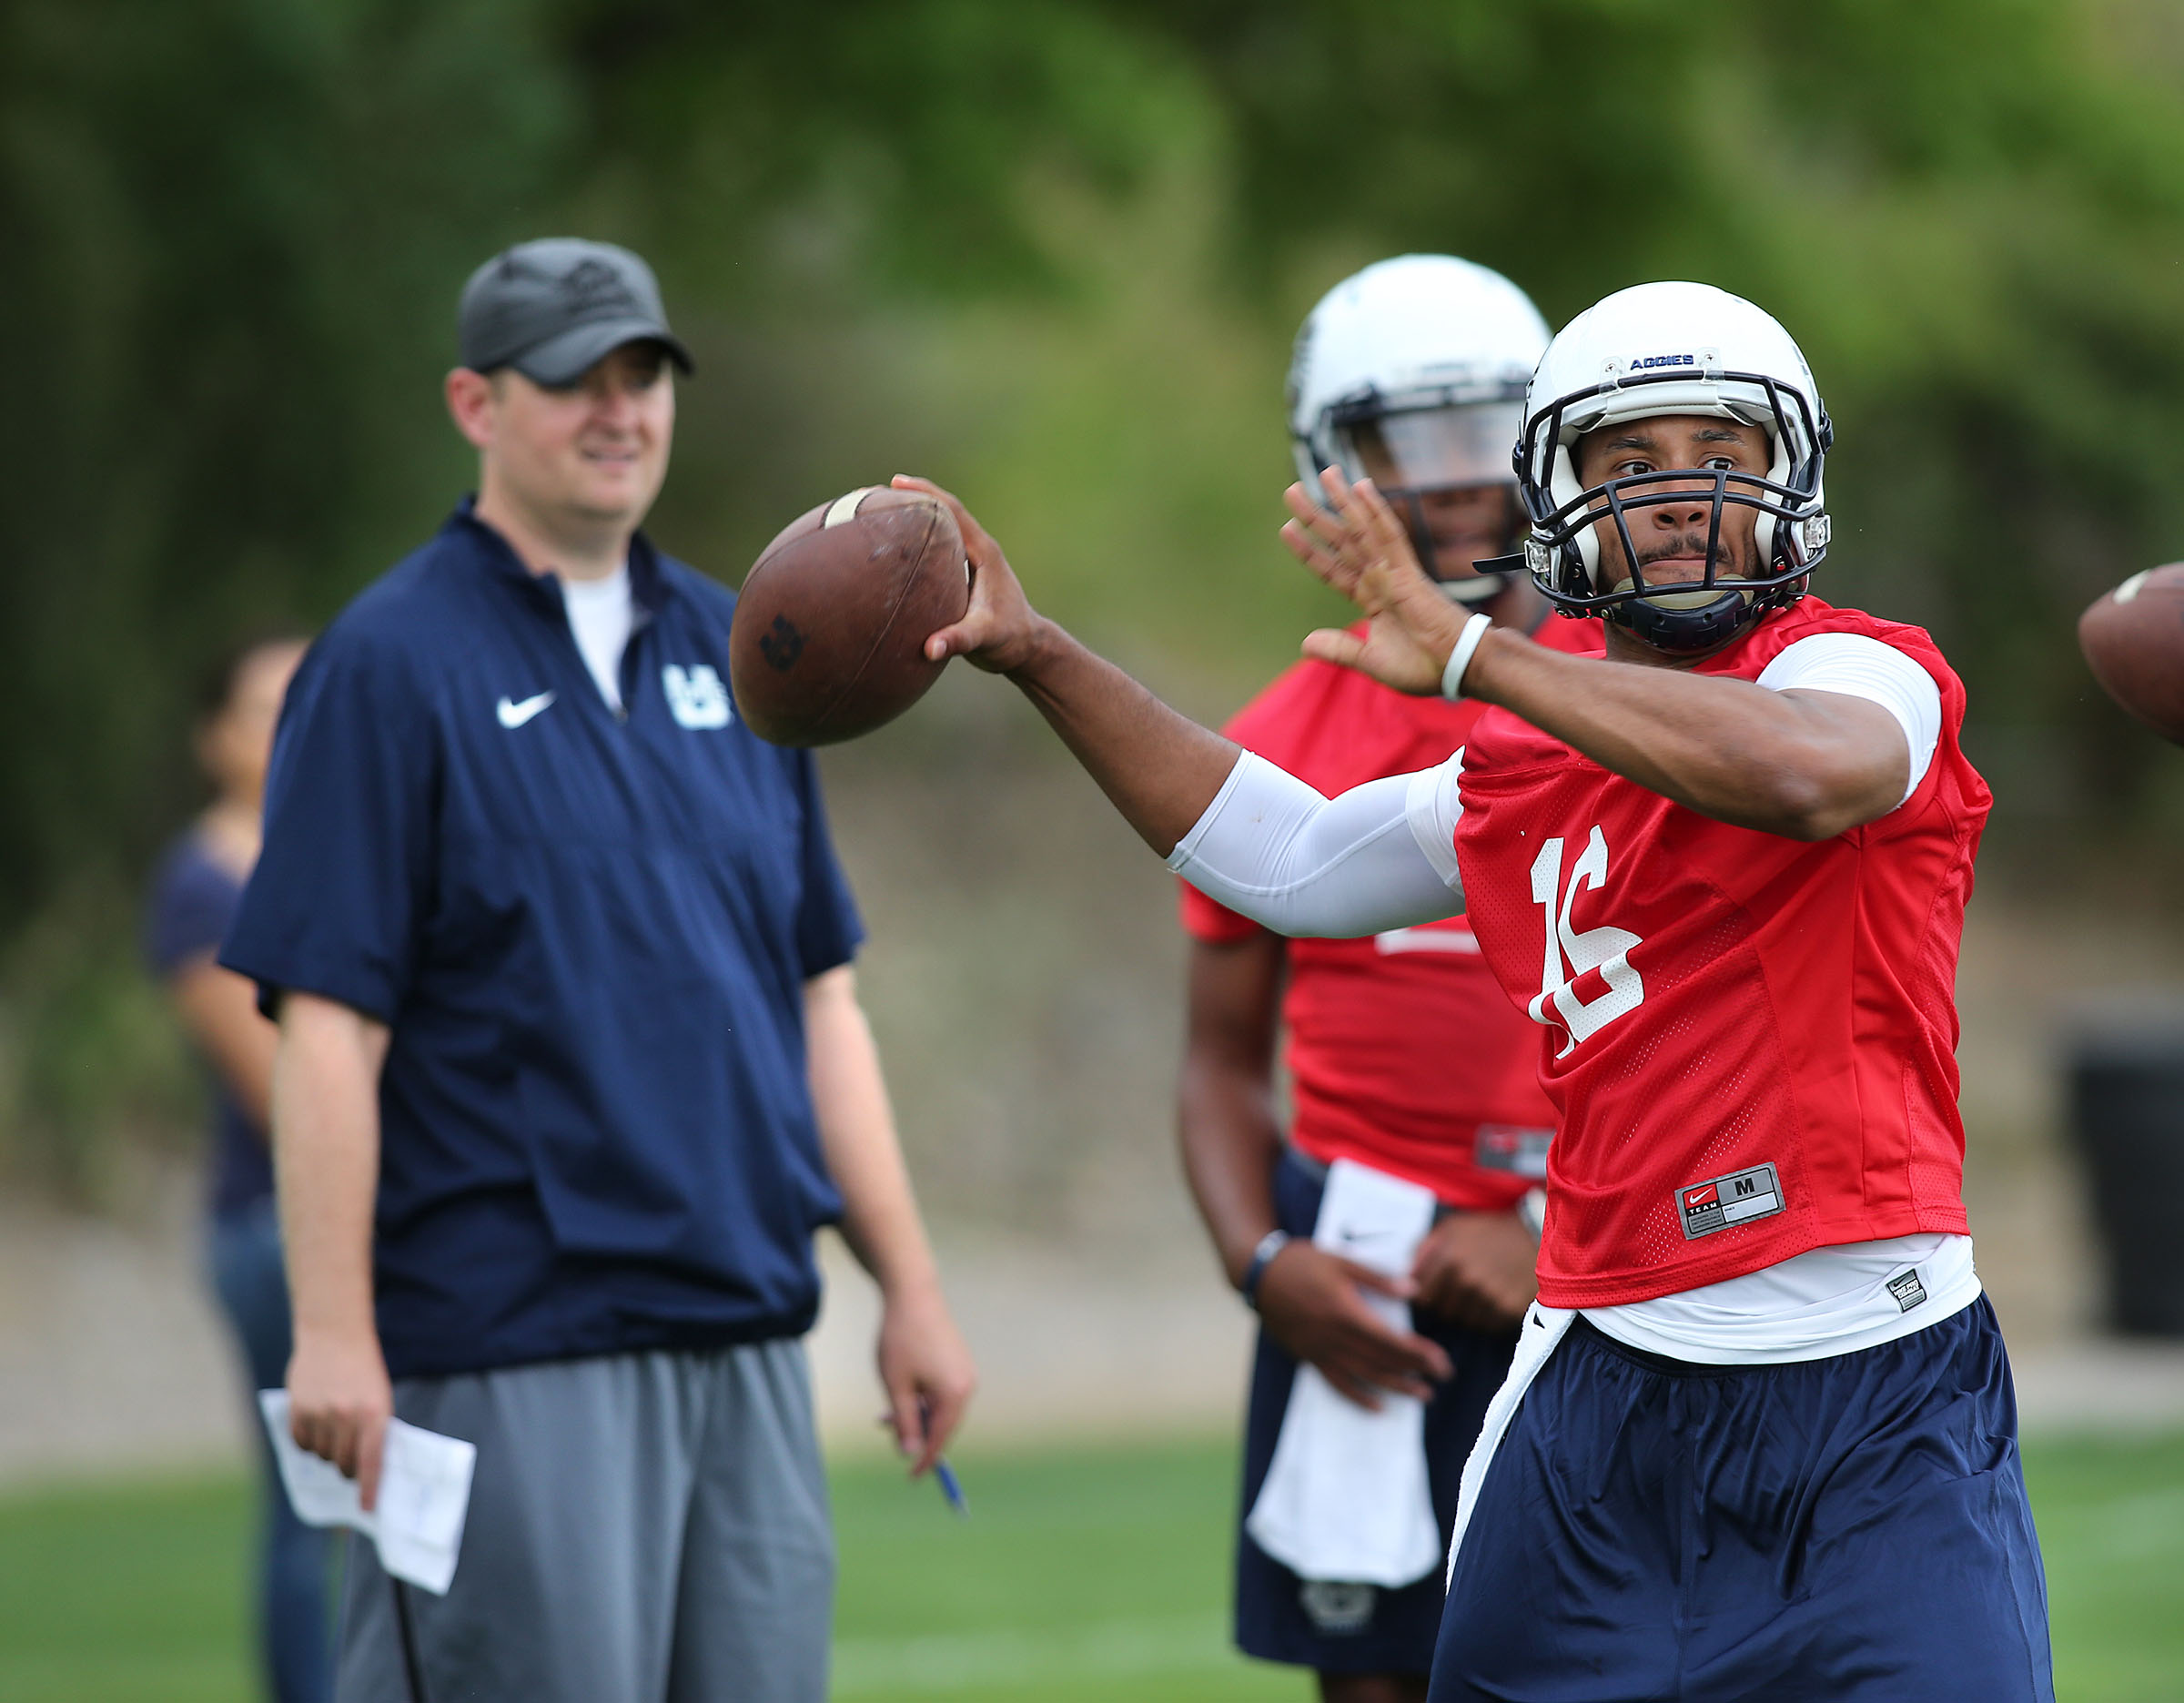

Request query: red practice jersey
[
  {"left": 1180, "top": 617, "right": 1597, "bottom": 1208},
  {"left": 1451, "top": 598, "right": 1991, "bottom": 1307}
]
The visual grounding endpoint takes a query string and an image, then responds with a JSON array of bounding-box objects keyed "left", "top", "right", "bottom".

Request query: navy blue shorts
[
  {"left": 1237, "top": 1150, "right": 1521, "bottom": 1676},
  {"left": 1431, "top": 1299, "right": 2053, "bottom": 1702}
]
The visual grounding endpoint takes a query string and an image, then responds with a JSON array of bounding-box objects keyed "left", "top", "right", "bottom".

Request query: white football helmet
[
  {"left": 1289, "top": 255, "right": 1551, "bottom": 603},
  {"left": 1516, "top": 281, "right": 1833, "bottom": 652}
]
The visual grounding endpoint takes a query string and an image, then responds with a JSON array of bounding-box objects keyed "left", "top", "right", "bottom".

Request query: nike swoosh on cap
[{"left": 497, "top": 691, "right": 555, "bottom": 728}]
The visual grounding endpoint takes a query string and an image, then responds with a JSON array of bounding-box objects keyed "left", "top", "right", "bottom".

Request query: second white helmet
[{"left": 1289, "top": 255, "right": 1551, "bottom": 601}]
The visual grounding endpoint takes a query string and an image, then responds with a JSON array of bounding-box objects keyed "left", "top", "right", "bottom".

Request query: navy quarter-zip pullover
[{"left": 224, "top": 501, "right": 863, "bottom": 1378}]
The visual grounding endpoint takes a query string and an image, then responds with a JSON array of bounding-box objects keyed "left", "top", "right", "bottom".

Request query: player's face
[
  {"left": 1350, "top": 404, "right": 1522, "bottom": 581},
  {"left": 488, "top": 342, "right": 675, "bottom": 530},
  {"left": 1410, "top": 484, "right": 1522, "bottom": 582},
  {"left": 1573, "top": 414, "right": 1773, "bottom": 592}
]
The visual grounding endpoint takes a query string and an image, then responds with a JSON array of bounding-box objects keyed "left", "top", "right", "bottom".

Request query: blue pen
[
  {"left": 915, "top": 1398, "right": 967, "bottom": 1516},
  {"left": 933, "top": 1455, "right": 968, "bottom": 1517}
]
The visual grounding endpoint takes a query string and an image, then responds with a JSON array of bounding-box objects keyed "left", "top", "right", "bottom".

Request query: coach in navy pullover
[
  {"left": 231, "top": 500, "right": 862, "bottom": 1375},
  {"left": 221, "top": 239, "right": 974, "bottom": 1702}
]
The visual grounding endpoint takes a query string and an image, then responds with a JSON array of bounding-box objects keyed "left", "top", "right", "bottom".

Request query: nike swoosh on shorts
[{"left": 497, "top": 691, "right": 555, "bottom": 728}]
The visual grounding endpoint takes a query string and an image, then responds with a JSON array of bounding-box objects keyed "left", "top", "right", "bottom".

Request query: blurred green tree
[
  {"left": 0, "top": 0, "right": 575, "bottom": 1185},
  {"left": 588, "top": 0, "right": 2184, "bottom": 824},
  {"left": 0, "top": 0, "right": 574, "bottom": 909}
]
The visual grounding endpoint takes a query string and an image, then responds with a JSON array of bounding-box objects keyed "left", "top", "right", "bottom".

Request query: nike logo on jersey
[
  {"left": 1677, "top": 1162, "right": 1784, "bottom": 1239},
  {"left": 497, "top": 691, "right": 556, "bottom": 728}
]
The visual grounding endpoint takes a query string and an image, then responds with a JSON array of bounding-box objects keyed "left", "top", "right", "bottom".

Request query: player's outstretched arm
[
  {"left": 1460, "top": 636, "right": 1908, "bottom": 839},
  {"left": 901, "top": 474, "right": 1467, "bottom": 935},
  {"left": 898, "top": 475, "right": 1238, "bottom": 857},
  {"left": 1283, "top": 471, "right": 1911, "bottom": 841}
]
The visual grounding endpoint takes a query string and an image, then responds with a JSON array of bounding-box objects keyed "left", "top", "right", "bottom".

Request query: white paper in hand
[
  {"left": 1244, "top": 1158, "right": 1441, "bottom": 1587},
  {"left": 258, "top": 1391, "right": 477, "bottom": 1595}
]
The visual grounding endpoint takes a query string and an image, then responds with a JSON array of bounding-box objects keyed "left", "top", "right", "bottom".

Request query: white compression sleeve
[
  {"left": 1166, "top": 752, "right": 1464, "bottom": 938},
  {"left": 1755, "top": 633, "right": 1941, "bottom": 806}
]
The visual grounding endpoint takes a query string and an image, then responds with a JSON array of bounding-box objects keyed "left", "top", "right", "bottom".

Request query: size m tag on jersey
[{"left": 1677, "top": 1162, "right": 1784, "bottom": 1239}]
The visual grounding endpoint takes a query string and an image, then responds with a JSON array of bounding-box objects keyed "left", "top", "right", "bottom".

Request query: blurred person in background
[
  {"left": 145, "top": 632, "right": 328, "bottom": 1703},
  {"left": 1178, "top": 258, "right": 1585, "bottom": 1703},
  {"left": 221, "top": 238, "right": 976, "bottom": 1703}
]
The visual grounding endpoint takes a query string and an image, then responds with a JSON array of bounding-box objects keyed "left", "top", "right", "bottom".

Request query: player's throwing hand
[
  {"left": 1281, "top": 469, "right": 1473, "bottom": 695},
  {"left": 895, "top": 475, "right": 1046, "bottom": 675}
]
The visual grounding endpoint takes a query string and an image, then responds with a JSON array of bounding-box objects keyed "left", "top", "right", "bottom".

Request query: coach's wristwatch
[{"left": 1239, "top": 1229, "right": 1292, "bottom": 1310}]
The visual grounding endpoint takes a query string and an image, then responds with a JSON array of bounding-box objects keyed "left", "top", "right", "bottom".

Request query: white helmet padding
[{"left": 1516, "top": 282, "right": 1832, "bottom": 643}]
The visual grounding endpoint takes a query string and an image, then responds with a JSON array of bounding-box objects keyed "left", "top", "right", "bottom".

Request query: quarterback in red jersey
[
  {"left": 1178, "top": 257, "right": 1579, "bottom": 1700},
  {"left": 898, "top": 278, "right": 2048, "bottom": 1700}
]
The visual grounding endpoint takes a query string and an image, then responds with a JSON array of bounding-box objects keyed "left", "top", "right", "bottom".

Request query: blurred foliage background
[{"left": 5, "top": 0, "right": 2184, "bottom": 1197}]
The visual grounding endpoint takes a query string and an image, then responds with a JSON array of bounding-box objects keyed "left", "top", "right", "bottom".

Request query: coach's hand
[
  {"left": 895, "top": 475, "right": 1050, "bottom": 677},
  {"left": 1411, "top": 1211, "right": 1539, "bottom": 1333},
  {"left": 287, "top": 1325, "right": 395, "bottom": 1512},
  {"left": 1256, "top": 1242, "right": 1453, "bottom": 1410},
  {"left": 1280, "top": 469, "right": 1470, "bottom": 695},
  {"left": 876, "top": 1277, "right": 978, "bottom": 1477}
]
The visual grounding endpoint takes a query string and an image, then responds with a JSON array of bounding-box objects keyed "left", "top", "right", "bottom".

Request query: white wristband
[{"left": 1440, "top": 612, "right": 1493, "bottom": 700}]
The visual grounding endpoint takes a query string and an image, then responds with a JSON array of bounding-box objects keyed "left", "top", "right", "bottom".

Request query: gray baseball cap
[{"left": 458, "top": 238, "right": 695, "bottom": 387}]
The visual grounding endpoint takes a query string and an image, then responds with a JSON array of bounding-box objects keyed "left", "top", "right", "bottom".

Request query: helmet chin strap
[
  {"left": 1600, "top": 517, "right": 1768, "bottom": 653},
  {"left": 1610, "top": 588, "right": 1755, "bottom": 653},
  {"left": 1438, "top": 572, "right": 1512, "bottom": 606}
]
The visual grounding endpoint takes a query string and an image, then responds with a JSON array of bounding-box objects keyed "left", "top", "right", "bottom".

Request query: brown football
[
  {"left": 2079, "top": 563, "right": 2184, "bottom": 745},
  {"left": 729, "top": 487, "right": 969, "bottom": 746}
]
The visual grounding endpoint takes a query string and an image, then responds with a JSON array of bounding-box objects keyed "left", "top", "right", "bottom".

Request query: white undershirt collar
[{"left": 561, "top": 563, "right": 634, "bottom": 711}]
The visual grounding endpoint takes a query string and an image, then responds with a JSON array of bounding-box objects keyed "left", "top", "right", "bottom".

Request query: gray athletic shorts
[{"left": 335, "top": 1338, "right": 833, "bottom": 1703}]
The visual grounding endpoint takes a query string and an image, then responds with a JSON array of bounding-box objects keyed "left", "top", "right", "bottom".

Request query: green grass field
[{"left": 0, "top": 1432, "right": 2177, "bottom": 1702}]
